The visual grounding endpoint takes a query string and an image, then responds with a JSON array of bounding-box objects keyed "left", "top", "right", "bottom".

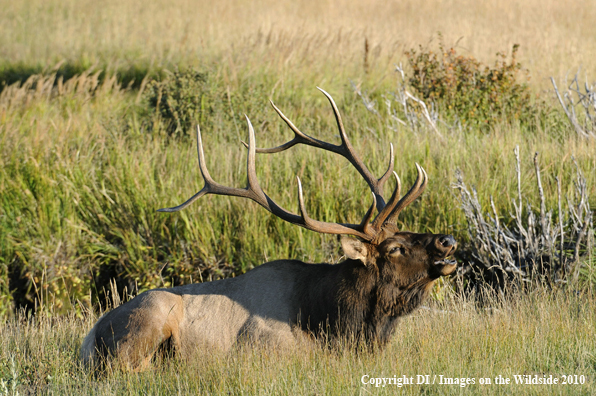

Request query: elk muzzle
[{"left": 431, "top": 234, "right": 458, "bottom": 277}]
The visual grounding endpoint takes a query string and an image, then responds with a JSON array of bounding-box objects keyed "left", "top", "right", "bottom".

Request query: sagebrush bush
[
  {"left": 405, "top": 41, "right": 537, "bottom": 129},
  {"left": 453, "top": 148, "right": 595, "bottom": 293}
]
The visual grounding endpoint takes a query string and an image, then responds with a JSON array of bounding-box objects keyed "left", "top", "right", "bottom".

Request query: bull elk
[{"left": 81, "top": 88, "right": 457, "bottom": 370}]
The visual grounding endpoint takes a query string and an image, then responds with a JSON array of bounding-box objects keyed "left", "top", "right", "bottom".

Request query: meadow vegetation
[
  {"left": 2, "top": 291, "right": 595, "bottom": 395},
  {"left": 0, "top": 0, "right": 595, "bottom": 393}
]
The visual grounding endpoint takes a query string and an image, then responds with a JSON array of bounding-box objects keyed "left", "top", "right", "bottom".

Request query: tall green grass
[{"left": 1, "top": 66, "right": 595, "bottom": 314}]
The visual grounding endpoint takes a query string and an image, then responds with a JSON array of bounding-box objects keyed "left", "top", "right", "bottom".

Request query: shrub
[
  {"left": 405, "top": 41, "right": 537, "bottom": 129},
  {"left": 453, "top": 147, "right": 595, "bottom": 293},
  {"left": 145, "top": 68, "right": 209, "bottom": 136},
  {"left": 144, "top": 68, "right": 275, "bottom": 140}
]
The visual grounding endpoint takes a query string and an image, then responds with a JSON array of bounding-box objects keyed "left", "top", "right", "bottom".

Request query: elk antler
[
  {"left": 160, "top": 89, "right": 428, "bottom": 242},
  {"left": 158, "top": 117, "right": 379, "bottom": 240},
  {"left": 251, "top": 88, "right": 428, "bottom": 233}
]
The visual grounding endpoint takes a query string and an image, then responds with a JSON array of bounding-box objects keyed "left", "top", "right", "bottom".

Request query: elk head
[
  {"left": 159, "top": 88, "right": 457, "bottom": 280},
  {"left": 341, "top": 231, "right": 457, "bottom": 292}
]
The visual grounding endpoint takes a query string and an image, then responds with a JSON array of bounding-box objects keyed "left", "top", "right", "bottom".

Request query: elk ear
[{"left": 340, "top": 236, "right": 369, "bottom": 265}]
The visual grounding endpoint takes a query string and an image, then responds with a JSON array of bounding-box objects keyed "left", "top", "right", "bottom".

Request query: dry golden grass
[
  {"left": 1, "top": 291, "right": 594, "bottom": 394},
  {"left": 1, "top": 0, "right": 595, "bottom": 90}
]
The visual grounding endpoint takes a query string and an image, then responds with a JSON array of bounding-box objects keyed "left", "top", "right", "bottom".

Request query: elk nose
[{"left": 437, "top": 235, "right": 457, "bottom": 251}]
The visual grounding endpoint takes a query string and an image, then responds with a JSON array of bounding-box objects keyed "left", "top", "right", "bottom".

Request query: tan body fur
[{"left": 82, "top": 262, "right": 310, "bottom": 369}]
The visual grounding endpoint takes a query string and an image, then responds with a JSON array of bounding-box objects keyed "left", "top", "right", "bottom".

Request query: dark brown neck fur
[{"left": 292, "top": 258, "right": 435, "bottom": 346}]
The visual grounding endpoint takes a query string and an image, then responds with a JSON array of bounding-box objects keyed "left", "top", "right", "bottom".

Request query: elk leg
[{"left": 95, "top": 290, "right": 184, "bottom": 371}]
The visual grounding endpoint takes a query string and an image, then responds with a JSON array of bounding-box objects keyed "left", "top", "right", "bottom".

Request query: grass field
[
  {"left": 1, "top": 290, "right": 595, "bottom": 395},
  {"left": 2, "top": 0, "right": 596, "bottom": 87},
  {"left": 1, "top": 0, "right": 595, "bottom": 394}
]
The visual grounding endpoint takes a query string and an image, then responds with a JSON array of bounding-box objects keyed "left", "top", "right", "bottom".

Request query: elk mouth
[
  {"left": 433, "top": 258, "right": 457, "bottom": 266},
  {"left": 431, "top": 257, "right": 458, "bottom": 277}
]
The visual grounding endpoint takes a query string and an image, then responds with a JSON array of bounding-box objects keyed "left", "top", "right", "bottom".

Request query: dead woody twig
[
  {"left": 453, "top": 146, "right": 594, "bottom": 292},
  {"left": 551, "top": 74, "right": 596, "bottom": 139}
]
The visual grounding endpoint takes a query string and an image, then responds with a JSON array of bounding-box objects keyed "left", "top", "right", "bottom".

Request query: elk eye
[{"left": 389, "top": 246, "right": 405, "bottom": 255}]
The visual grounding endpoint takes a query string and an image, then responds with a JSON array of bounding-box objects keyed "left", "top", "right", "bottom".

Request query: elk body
[{"left": 81, "top": 89, "right": 457, "bottom": 370}]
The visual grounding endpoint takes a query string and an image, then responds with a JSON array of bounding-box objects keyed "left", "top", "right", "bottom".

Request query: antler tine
[
  {"left": 371, "top": 172, "right": 401, "bottom": 229},
  {"left": 316, "top": 87, "right": 384, "bottom": 198},
  {"left": 359, "top": 192, "right": 378, "bottom": 236},
  {"left": 246, "top": 101, "right": 339, "bottom": 154},
  {"left": 382, "top": 164, "right": 428, "bottom": 226},
  {"left": 157, "top": 125, "right": 214, "bottom": 212},
  {"left": 159, "top": 118, "right": 378, "bottom": 240},
  {"left": 377, "top": 143, "right": 395, "bottom": 189},
  {"left": 316, "top": 87, "right": 353, "bottom": 150},
  {"left": 157, "top": 188, "right": 208, "bottom": 213},
  {"left": 159, "top": 121, "right": 289, "bottom": 213},
  {"left": 245, "top": 115, "right": 267, "bottom": 202}
]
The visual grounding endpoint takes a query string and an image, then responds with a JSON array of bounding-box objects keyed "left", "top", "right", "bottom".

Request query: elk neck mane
[{"left": 288, "top": 255, "right": 436, "bottom": 346}]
